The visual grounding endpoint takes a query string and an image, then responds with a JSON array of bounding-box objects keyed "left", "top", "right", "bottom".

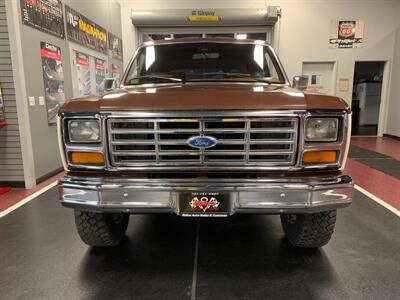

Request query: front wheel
[
  {"left": 280, "top": 210, "right": 337, "bottom": 248},
  {"left": 74, "top": 210, "right": 129, "bottom": 247}
]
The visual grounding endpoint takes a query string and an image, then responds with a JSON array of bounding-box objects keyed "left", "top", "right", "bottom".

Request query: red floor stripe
[
  {"left": 0, "top": 172, "right": 65, "bottom": 213},
  {"left": 351, "top": 137, "right": 400, "bottom": 160},
  {"left": 0, "top": 187, "right": 12, "bottom": 195},
  {"left": 345, "top": 158, "right": 400, "bottom": 210}
]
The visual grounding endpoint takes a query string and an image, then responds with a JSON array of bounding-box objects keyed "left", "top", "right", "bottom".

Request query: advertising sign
[
  {"left": 95, "top": 58, "right": 106, "bottom": 94},
  {"left": 65, "top": 5, "right": 107, "bottom": 54},
  {"left": 40, "top": 42, "right": 65, "bottom": 125},
  {"left": 108, "top": 32, "right": 123, "bottom": 61},
  {"left": 111, "top": 64, "right": 121, "bottom": 80},
  {"left": 329, "top": 20, "right": 364, "bottom": 48},
  {"left": 0, "top": 84, "right": 5, "bottom": 123},
  {"left": 75, "top": 51, "right": 91, "bottom": 96},
  {"left": 20, "top": 0, "right": 65, "bottom": 39}
]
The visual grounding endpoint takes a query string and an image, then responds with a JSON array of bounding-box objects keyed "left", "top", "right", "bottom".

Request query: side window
[
  {"left": 125, "top": 50, "right": 146, "bottom": 83},
  {"left": 264, "top": 49, "right": 279, "bottom": 81},
  {"left": 134, "top": 52, "right": 145, "bottom": 77}
]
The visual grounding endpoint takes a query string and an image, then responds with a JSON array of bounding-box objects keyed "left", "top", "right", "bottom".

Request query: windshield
[{"left": 123, "top": 42, "right": 286, "bottom": 85}]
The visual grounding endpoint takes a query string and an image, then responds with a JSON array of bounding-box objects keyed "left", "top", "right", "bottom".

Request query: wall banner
[
  {"left": 20, "top": 0, "right": 65, "bottom": 39},
  {"left": 95, "top": 58, "right": 106, "bottom": 94},
  {"left": 75, "top": 51, "right": 92, "bottom": 96},
  {"left": 65, "top": 5, "right": 107, "bottom": 54},
  {"left": 108, "top": 32, "right": 123, "bottom": 61},
  {"left": 40, "top": 42, "right": 65, "bottom": 125},
  {"left": 329, "top": 20, "right": 364, "bottom": 49}
]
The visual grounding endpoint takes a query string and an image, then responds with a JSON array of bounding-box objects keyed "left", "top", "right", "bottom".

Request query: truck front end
[{"left": 58, "top": 39, "right": 353, "bottom": 248}]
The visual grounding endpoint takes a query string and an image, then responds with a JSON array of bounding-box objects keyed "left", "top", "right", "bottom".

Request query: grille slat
[{"left": 108, "top": 117, "right": 298, "bottom": 167}]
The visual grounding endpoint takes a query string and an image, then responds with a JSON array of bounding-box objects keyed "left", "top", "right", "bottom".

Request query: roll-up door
[{"left": 131, "top": 7, "right": 281, "bottom": 46}]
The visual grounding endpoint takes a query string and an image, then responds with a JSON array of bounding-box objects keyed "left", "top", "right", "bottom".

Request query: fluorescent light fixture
[
  {"left": 146, "top": 88, "right": 156, "bottom": 93},
  {"left": 236, "top": 34, "right": 247, "bottom": 40},
  {"left": 146, "top": 46, "right": 155, "bottom": 71}
]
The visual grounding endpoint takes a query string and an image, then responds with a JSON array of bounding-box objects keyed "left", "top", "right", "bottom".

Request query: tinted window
[{"left": 124, "top": 42, "right": 285, "bottom": 85}]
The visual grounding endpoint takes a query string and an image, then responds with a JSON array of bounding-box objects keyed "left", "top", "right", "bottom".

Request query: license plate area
[{"left": 177, "top": 191, "right": 232, "bottom": 217}]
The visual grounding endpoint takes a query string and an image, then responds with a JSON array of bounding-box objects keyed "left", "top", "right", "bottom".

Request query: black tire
[
  {"left": 74, "top": 210, "right": 129, "bottom": 247},
  {"left": 281, "top": 210, "right": 337, "bottom": 248}
]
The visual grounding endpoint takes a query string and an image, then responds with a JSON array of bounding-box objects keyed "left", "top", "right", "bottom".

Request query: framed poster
[
  {"left": 65, "top": 5, "right": 107, "bottom": 54},
  {"left": 111, "top": 64, "right": 121, "bottom": 80},
  {"left": 20, "top": 0, "right": 65, "bottom": 39},
  {"left": 329, "top": 20, "right": 364, "bottom": 49},
  {"left": 108, "top": 32, "right": 123, "bottom": 61},
  {"left": 0, "top": 84, "right": 5, "bottom": 122},
  {"left": 75, "top": 51, "right": 91, "bottom": 96},
  {"left": 95, "top": 58, "right": 106, "bottom": 93},
  {"left": 40, "top": 42, "right": 65, "bottom": 125}
]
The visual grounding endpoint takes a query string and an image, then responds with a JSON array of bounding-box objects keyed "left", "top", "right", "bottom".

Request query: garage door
[{"left": 131, "top": 8, "right": 280, "bottom": 46}]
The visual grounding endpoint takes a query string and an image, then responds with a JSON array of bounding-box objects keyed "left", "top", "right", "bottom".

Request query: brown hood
[{"left": 59, "top": 83, "right": 349, "bottom": 113}]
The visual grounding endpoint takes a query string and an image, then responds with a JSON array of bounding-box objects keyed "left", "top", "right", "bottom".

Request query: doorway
[{"left": 352, "top": 61, "right": 385, "bottom": 136}]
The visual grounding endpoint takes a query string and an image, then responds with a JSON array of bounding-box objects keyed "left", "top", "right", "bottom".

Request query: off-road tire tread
[
  {"left": 74, "top": 210, "right": 129, "bottom": 247},
  {"left": 281, "top": 210, "right": 337, "bottom": 248}
]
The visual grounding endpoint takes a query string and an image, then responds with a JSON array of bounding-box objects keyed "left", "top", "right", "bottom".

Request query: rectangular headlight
[
  {"left": 305, "top": 118, "right": 338, "bottom": 142},
  {"left": 68, "top": 120, "right": 100, "bottom": 143}
]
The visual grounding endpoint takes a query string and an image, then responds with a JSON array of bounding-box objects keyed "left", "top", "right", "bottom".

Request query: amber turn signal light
[
  {"left": 70, "top": 152, "right": 104, "bottom": 165},
  {"left": 303, "top": 151, "right": 337, "bottom": 164}
]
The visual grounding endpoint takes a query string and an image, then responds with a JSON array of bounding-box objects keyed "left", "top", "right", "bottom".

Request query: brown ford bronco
[{"left": 57, "top": 38, "right": 353, "bottom": 248}]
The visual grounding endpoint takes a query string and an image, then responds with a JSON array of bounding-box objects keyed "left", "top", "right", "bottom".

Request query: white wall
[
  {"left": 118, "top": 0, "right": 400, "bottom": 137},
  {"left": 7, "top": 0, "right": 123, "bottom": 187},
  {"left": 386, "top": 26, "right": 400, "bottom": 137}
]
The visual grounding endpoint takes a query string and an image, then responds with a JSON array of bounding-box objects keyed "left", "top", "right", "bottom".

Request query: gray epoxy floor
[
  {"left": 0, "top": 188, "right": 399, "bottom": 300},
  {"left": 349, "top": 145, "right": 400, "bottom": 179}
]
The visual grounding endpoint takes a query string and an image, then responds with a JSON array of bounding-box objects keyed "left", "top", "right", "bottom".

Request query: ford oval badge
[{"left": 187, "top": 136, "right": 217, "bottom": 149}]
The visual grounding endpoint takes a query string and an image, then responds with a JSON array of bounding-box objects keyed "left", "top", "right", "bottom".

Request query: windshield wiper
[
  {"left": 126, "top": 75, "right": 184, "bottom": 85},
  {"left": 189, "top": 72, "right": 272, "bottom": 84}
]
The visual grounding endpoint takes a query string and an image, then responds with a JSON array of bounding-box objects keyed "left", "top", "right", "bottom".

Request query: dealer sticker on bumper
[{"left": 177, "top": 191, "right": 231, "bottom": 217}]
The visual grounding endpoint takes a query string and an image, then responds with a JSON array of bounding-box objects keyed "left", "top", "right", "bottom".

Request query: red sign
[
  {"left": 339, "top": 23, "right": 355, "bottom": 38},
  {"left": 40, "top": 43, "right": 62, "bottom": 60},
  {"left": 76, "top": 52, "right": 89, "bottom": 67},
  {"left": 95, "top": 58, "right": 105, "bottom": 70},
  {"left": 112, "top": 65, "right": 120, "bottom": 74}
]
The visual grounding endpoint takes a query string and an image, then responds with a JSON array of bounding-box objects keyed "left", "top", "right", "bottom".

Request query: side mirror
[
  {"left": 103, "top": 77, "right": 120, "bottom": 91},
  {"left": 292, "top": 75, "right": 309, "bottom": 90}
]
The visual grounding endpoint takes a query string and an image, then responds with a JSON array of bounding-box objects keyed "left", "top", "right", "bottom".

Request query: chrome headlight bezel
[
  {"left": 67, "top": 119, "right": 101, "bottom": 143},
  {"left": 305, "top": 118, "right": 339, "bottom": 142}
]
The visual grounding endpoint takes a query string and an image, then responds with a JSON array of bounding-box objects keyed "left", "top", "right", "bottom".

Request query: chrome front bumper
[{"left": 58, "top": 175, "right": 353, "bottom": 214}]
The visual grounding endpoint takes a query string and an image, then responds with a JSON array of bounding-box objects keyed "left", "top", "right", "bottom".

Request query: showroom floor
[{"left": 0, "top": 137, "right": 399, "bottom": 299}]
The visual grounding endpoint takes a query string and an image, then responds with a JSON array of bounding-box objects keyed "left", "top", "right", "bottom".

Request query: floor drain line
[{"left": 191, "top": 219, "right": 200, "bottom": 300}]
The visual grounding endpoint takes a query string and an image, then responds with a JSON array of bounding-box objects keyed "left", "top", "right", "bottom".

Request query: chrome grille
[{"left": 107, "top": 117, "right": 298, "bottom": 167}]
